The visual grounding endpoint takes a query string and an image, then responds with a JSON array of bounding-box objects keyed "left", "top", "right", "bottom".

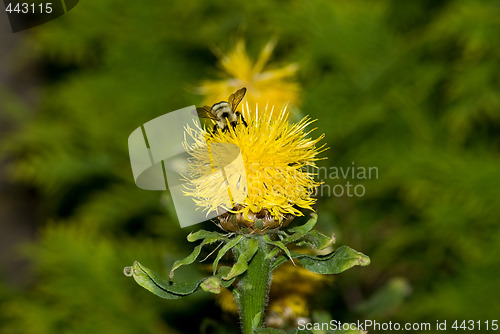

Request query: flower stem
[{"left": 236, "top": 237, "right": 273, "bottom": 334}]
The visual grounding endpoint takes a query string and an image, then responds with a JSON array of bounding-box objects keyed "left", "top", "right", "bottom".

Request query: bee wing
[
  {"left": 228, "top": 87, "right": 247, "bottom": 111},
  {"left": 194, "top": 106, "right": 217, "bottom": 120}
]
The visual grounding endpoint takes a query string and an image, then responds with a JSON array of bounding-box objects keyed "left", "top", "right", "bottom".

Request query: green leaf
[
  {"left": 170, "top": 236, "right": 221, "bottom": 279},
  {"left": 252, "top": 312, "right": 263, "bottom": 330},
  {"left": 288, "top": 213, "right": 318, "bottom": 234},
  {"left": 271, "top": 246, "right": 370, "bottom": 274},
  {"left": 296, "top": 230, "right": 335, "bottom": 250},
  {"left": 213, "top": 234, "right": 243, "bottom": 274},
  {"left": 263, "top": 234, "right": 294, "bottom": 264},
  {"left": 124, "top": 261, "right": 201, "bottom": 299},
  {"left": 281, "top": 214, "right": 320, "bottom": 245},
  {"left": 125, "top": 262, "right": 237, "bottom": 298},
  {"left": 298, "top": 246, "right": 370, "bottom": 274},
  {"left": 281, "top": 231, "right": 306, "bottom": 244},
  {"left": 187, "top": 229, "right": 227, "bottom": 242},
  {"left": 223, "top": 237, "right": 259, "bottom": 280},
  {"left": 169, "top": 243, "right": 204, "bottom": 279}
]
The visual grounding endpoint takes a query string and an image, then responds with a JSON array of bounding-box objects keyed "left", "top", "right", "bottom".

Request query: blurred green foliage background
[{"left": 1, "top": 0, "right": 500, "bottom": 333}]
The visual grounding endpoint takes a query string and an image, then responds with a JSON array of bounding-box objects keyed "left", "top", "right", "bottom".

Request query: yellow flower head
[
  {"left": 183, "top": 103, "right": 325, "bottom": 233},
  {"left": 197, "top": 39, "right": 300, "bottom": 113}
]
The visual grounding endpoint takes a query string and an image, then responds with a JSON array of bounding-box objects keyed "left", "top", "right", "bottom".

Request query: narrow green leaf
[
  {"left": 271, "top": 246, "right": 370, "bottom": 274},
  {"left": 223, "top": 237, "right": 259, "bottom": 280},
  {"left": 297, "top": 246, "right": 370, "bottom": 275},
  {"left": 169, "top": 243, "right": 203, "bottom": 279},
  {"left": 124, "top": 261, "right": 201, "bottom": 299},
  {"left": 187, "top": 229, "right": 227, "bottom": 242},
  {"left": 281, "top": 231, "right": 306, "bottom": 244},
  {"left": 213, "top": 234, "right": 243, "bottom": 275},
  {"left": 296, "top": 230, "right": 335, "bottom": 250},
  {"left": 288, "top": 213, "right": 318, "bottom": 234},
  {"left": 263, "top": 235, "right": 294, "bottom": 264},
  {"left": 281, "top": 214, "right": 319, "bottom": 245},
  {"left": 170, "top": 236, "right": 221, "bottom": 279},
  {"left": 170, "top": 231, "right": 225, "bottom": 279}
]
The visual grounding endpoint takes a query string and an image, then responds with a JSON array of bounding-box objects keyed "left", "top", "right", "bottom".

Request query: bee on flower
[
  {"left": 184, "top": 93, "right": 326, "bottom": 233},
  {"left": 195, "top": 87, "right": 248, "bottom": 132}
]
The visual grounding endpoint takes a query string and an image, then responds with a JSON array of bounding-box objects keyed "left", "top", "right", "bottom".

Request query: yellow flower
[
  {"left": 183, "top": 103, "right": 325, "bottom": 233},
  {"left": 197, "top": 39, "right": 300, "bottom": 113}
]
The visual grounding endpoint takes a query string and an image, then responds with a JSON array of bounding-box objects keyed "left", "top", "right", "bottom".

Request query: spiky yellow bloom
[
  {"left": 197, "top": 40, "right": 300, "bottom": 112},
  {"left": 183, "top": 104, "right": 325, "bottom": 233}
]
